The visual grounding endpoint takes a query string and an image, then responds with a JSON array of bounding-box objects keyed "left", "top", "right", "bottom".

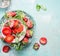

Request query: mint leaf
[
  {"left": 36, "top": 4, "right": 41, "bottom": 11},
  {"left": 10, "top": 43, "right": 14, "bottom": 47},
  {"left": 36, "top": 4, "right": 47, "bottom": 11},
  {"left": 10, "top": 42, "right": 23, "bottom": 50},
  {"left": 41, "top": 5, "right": 47, "bottom": 11}
]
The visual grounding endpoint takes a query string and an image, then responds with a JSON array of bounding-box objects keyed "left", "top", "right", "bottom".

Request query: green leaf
[
  {"left": 36, "top": 4, "right": 41, "bottom": 11},
  {"left": 15, "top": 38, "right": 19, "bottom": 43},
  {"left": 17, "top": 31, "right": 26, "bottom": 37},
  {"left": 19, "top": 45, "right": 23, "bottom": 50},
  {"left": 16, "top": 10, "right": 25, "bottom": 19},
  {"left": 4, "top": 13, "right": 13, "bottom": 19},
  {"left": 10, "top": 43, "right": 15, "bottom": 47},
  {"left": 36, "top": 4, "right": 47, "bottom": 11},
  {"left": 30, "top": 30, "right": 33, "bottom": 36},
  {"left": 15, "top": 43, "right": 23, "bottom": 50},
  {"left": 41, "top": 5, "right": 47, "bottom": 11},
  {"left": 22, "top": 41, "right": 28, "bottom": 45},
  {"left": 4, "top": 13, "right": 8, "bottom": 19},
  {"left": 10, "top": 42, "right": 23, "bottom": 50}
]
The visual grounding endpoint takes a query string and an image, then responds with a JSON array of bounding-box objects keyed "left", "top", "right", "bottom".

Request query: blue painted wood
[{"left": 0, "top": 0, "right": 60, "bottom": 56}]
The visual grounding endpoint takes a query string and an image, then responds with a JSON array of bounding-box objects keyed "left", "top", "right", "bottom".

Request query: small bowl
[{"left": 0, "top": 0, "right": 11, "bottom": 8}]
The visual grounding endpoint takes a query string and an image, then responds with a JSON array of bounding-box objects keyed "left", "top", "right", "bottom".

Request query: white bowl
[{"left": 0, "top": 0, "right": 11, "bottom": 8}]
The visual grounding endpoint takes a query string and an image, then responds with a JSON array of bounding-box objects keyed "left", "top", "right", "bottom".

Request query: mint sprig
[
  {"left": 10, "top": 42, "right": 23, "bottom": 50},
  {"left": 36, "top": 4, "right": 47, "bottom": 11}
]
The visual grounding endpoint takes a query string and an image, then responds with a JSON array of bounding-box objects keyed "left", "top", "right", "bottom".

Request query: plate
[{"left": 0, "top": 10, "right": 35, "bottom": 51}]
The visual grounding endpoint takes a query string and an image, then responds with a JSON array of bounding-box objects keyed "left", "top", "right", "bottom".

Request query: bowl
[{"left": 0, "top": 0, "right": 11, "bottom": 8}]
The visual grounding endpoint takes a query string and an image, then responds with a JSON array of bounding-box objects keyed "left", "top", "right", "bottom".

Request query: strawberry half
[
  {"left": 2, "top": 45, "right": 10, "bottom": 53},
  {"left": 2, "top": 27, "right": 11, "bottom": 36},
  {"left": 12, "top": 24, "right": 23, "bottom": 34},
  {"left": 40, "top": 37, "right": 47, "bottom": 45},
  {"left": 26, "top": 20, "right": 33, "bottom": 29},
  {"left": 9, "top": 20, "right": 20, "bottom": 28},
  {"left": 4, "top": 35, "right": 15, "bottom": 43},
  {"left": 23, "top": 17, "right": 28, "bottom": 22},
  {"left": 26, "top": 30, "right": 33, "bottom": 38},
  {"left": 22, "top": 37, "right": 29, "bottom": 44},
  {"left": 7, "top": 11, "right": 16, "bottom": 17}
]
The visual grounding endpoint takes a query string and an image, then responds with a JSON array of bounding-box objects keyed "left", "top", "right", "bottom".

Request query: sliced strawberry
[
  {"left": 7, "top": 11, "right": 16, "bottom": 17},
  {"left": 2, "top": 27, "right": 11, "bottom": 36},
  {"left": 9, "top": 20, "right": 15, "bottom": 28},
  {"left": 22, "top": 37, "right": 29, "bottom": 44},
  {"left": 13, "top": 20, "right": 20, "bottom": 28},
  {"left": 12, "top": 29, "right": 17, "bottom": 34},
  {"left": 40, "top": 37, "right": 47, "bottom": 45},
  {"left": 9, "top": 20, "right": 20, "bottom": 28},
  {"left": 26, "top": 30, "right": 33, "bottom": 38},
  {"left": 2, "top": 45, "right": 10, "bottom": 53},
  {"left": 26, "top": 20, "right": 33, "bottom": 29},
  {"left": 33, "top": 43, "right": 40, "bottom": 50},
  {"left": 4, "top": 35, "right": 15, "bottom": 43},
  {"left": 23, "top": 17, "right": 28, "bottom": 22},
  {"left": 13, "top": 24, "right": 23, "bottom": 33}
]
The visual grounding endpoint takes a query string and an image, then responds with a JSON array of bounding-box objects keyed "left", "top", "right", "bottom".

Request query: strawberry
[
  {"left": 26, "top": 20, "right": 33, "bottom": 29},
  {"left": 12, "top": 29, "right": 17, "bottom": 34},
  {"left": 22, "top": 37, "right": 29, "bottom": 44},
  {"left": 9, "top": 20, "right": 15, "bottom": 28},
  {"left": 4, "top": 35, "right": 15, "bottom": 43},
  {"left": 26, "top": 30, "right": 33, "bottom": 38},
  {"left": 33, "top": 43, "right": 40, "bottom": 50},
  {"left": 40, "top": 37, "right": 47, "bottom": 45},
  {"left": 13, "top": 20, "right": 20, "bottom": 28},
  {"left": 2, "top": 45, "right": 10, "bottom": 53},
  {"left": 13, "top": 24, "right": 23, "bottom": 34},
  {"left": 9, "top": 20, "right": 20, "bottom": 28},
  {"left": 2, "top": 27, "right": 11, "bottom": 36},
  {"left": 23, "top": 17, "right": 28, "bottom": 22},
  {"left": 7, "top": 11, "right": 16, "bottom": 17}
]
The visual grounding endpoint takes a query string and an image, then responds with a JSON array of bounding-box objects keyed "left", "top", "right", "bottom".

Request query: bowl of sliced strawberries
[{"left": 0, "top": 10, "right": 34, "bottom": 51}]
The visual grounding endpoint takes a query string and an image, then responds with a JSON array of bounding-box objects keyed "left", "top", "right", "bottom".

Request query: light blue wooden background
[{"left": 0, "top": 0, "right": 60, "bottom": 56}]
